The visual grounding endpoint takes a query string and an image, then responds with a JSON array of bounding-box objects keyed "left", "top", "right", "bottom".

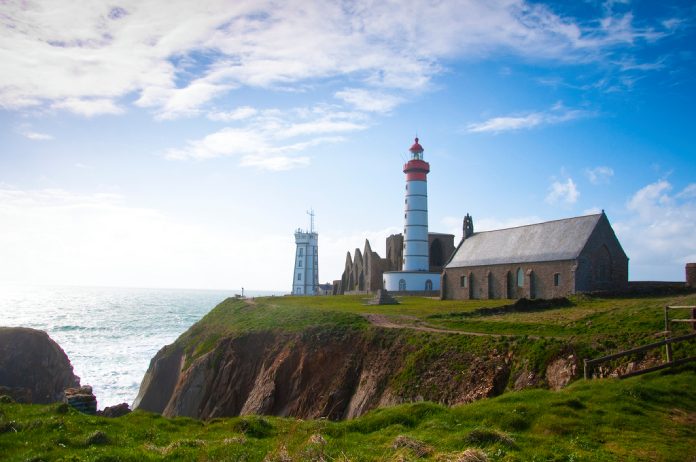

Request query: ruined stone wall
[{"left": 338, "top": 233, "right": 455, "bottom": 295}]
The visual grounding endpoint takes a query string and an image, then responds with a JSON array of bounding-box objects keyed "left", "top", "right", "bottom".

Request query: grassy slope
[
  {"left": 1, "top": 367, "right": 694, "bottom": 461},
  {"left": 176, "top": 292, "right": 696, "bottom": 373},
  {"left": 2, "top": 293, "right": 695, "bottom": 461}
]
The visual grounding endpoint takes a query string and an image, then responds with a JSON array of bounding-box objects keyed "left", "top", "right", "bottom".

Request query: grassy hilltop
[
  {"left": 2, "top": 293, "right": 695, "bottom": 461},
  {"left": 177, "top": 292, "right": 696, "bottom": 374}
]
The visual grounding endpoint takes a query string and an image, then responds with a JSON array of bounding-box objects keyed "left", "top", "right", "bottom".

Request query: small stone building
[{"left": 442, "top": 212, "right": 628, "bottom": 300}]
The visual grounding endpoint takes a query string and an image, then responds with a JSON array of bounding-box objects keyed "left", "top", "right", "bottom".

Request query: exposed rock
[
  {"left": 0, "top": 327, "right": 79, "bottom": 403},
  {"left": 64, "top": 385, "right": 97, "bottom": 414},
  {"left": 545, "top": 355, "right": 578, "bottom": 390},
  {"left": 135, "top": 328, "right": 517, "bottom": 420},
  {"left": 512, "top": 362, "right": 540, "bottom": 391},
  {"left": 0, "top": 386, "right": 31, "bottom": 403},
  {"left": 98, "top": 402, "right": 131, "bottom": 418}
]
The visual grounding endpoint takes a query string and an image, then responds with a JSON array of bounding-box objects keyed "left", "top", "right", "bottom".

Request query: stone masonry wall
[{"left": 442, "top": 260, "right": 578, "bottom": 300}]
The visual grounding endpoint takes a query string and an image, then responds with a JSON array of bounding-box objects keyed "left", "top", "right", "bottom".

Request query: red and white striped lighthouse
[
  {"left": 403, "top": 138, "right": 430, "bottom": 272},
  {"left": 383, "top": 137, "right": 440, "bottom": 293}
]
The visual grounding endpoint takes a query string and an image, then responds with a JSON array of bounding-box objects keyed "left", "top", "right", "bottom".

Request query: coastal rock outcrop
[
  {"left": 0, "top": 327, "right": 80, "bottom": 403},
  {"left": 135, "top": 328, "right": 514, "bottom": 420}
]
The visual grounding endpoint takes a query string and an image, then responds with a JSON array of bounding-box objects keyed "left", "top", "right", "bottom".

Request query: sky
[{"left": 1, "top": 0, "right": 695, "bottom": 291}]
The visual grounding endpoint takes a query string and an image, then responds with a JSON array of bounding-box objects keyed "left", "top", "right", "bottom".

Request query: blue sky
[{"left": 1, "top": 0, "right": 694, "bottom": 291}]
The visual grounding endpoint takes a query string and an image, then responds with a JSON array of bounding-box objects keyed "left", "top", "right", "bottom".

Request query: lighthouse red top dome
[{"left": 409, "top": 137, "right": 424, "bottom": 154}]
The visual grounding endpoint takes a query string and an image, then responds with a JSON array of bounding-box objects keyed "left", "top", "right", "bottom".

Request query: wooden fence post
[{"left": 665, "top": 306, "right": 672, "bottom": 363}]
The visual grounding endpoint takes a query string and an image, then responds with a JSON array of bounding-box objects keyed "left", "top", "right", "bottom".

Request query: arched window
[
  {"left": 399, "top": 279, "right": 406, "bottom": 291},
  {"left": 516, "top": 268, "right": 524, "bottom": 287},
  {"left": 469, "top": 272, "right": 475, "bottom": 299},
  {"left": 487, "top": 272, "right": 494, "bottom": 299},
  {"left": 425, "top": 279, "right": 433, "bottom": 291},
  {"left": 506, "top": 271, "right": 514, "bottom": 298}
]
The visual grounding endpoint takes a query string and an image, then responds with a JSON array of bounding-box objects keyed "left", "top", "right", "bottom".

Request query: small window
[
  {"left": 553, "top": 273, "right": 560, "bottom": 287},
  {"left": 298, "top": 260, "right": 302, "bottom": 267},
  {"left": 460, "top": 275, "right": 468, "bottom": 288},
  {"left": 297, "top": 273, "right": 302, "bottom": 281},
  {"left": 516, "top": 268, "right": 524, "bottom": 287},
  {"left": 399, "top": 279, "right": 406, "bottom": 291},
  {"left": 299, "top": 248, "right": 303, "bottom": 256},
  {"left": 425, "top": 279, "right": 433, "bottom": 291}
]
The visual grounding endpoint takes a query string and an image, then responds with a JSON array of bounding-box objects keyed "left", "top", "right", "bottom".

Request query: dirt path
[{"left": 363, "top": 313, "right": 514, "bottom": 338}]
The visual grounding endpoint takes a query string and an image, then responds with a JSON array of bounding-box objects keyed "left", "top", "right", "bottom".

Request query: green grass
[
  {"left": 175, "top": 292, "right": 696, "bottom": 372},
  {"left": 2, "top": 367, "right": 695, "bottom": 461}
]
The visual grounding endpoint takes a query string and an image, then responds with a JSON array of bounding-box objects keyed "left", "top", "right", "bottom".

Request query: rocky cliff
[
  {"left": 0, "top": 327, "right": 80, "bottom": 403},
  {"left": 134, "top": 323, "right": 574, "bottom": 420}
]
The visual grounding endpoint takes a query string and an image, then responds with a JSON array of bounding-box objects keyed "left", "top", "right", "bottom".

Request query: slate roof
[{"left": 445, "top": 214, "right": 603, "bottom": 268}]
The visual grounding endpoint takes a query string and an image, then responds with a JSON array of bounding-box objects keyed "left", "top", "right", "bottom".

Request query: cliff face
[
  {"left": 0, "top": 327, "right": 80, "bottom": 403},
  {"left": 134, "top": 327, "right": 518, "bottom": 420}
]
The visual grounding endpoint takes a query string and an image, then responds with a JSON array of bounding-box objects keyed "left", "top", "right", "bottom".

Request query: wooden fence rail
[{"left": 584, "top": 305, "right": 696, "bottom": 380}]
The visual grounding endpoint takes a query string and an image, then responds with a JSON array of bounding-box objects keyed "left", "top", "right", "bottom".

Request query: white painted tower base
[{"left": 383, "top": 270, "right": 440, "bottom": 292}]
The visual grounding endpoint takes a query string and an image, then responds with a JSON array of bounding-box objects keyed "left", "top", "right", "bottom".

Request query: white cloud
[
  {"left": 51, "top": 98, "right": 124, "bottom": 117},
  {"left": 0, "top": 187, "right": 292, "bottom": 290},
  {"left": 0, "top": 0, "right": 680, "bottom": 117},
  {"left": 15, "top": 124, "right": 53, "bottom": 141},
  {"left": 545, "top": 178, "right": 580, "bottom": 205},
  {"left": 165, "top": 104, "right": 360, "bottom": 169},
  {"left": 676, "top": 183, "right": 696, "bottom": 199},
  {"left": 614, "top": 180, "right": 696, "bottom": 281},
  {"left": 466, "top": 104, "right": 592, "bottom": 133},
  {"left": 585, "top": 166, "right": 614, "bottom": 184},
  {"left": 334, "top": 88, "right": 403, "bottom": 113},
  {"left": 207, "top": 106, "right": 258, "bottom": 122}
]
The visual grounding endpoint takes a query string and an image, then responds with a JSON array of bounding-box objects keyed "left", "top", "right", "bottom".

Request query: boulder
[
  {"left": 0, "top": 327, "right": 80, "bottom": 403},
  {"left": 64, "top": 385, "right": 97, "bottom": 414},
  {"left": 98, "top": 402, "right": 131, "bottom": 418}
]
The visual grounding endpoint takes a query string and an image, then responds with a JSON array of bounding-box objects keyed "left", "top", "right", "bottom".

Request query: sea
[{"left": 0, "top": 284, "right": 284, "bottom": 409}]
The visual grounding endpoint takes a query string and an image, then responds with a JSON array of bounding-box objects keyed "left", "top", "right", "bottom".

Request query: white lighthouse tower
[
  {"left": 383, "top": 138, "right": 440, "bottom": 293},
  {"left": 292, "top": 210, "right": 319, "bottom": 295}
]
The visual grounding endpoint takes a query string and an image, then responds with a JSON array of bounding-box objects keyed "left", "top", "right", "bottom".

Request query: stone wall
[
  {"left": 442, "top": 260, "right": 577, "bottom": 300},
  {"left": 575, "top": 214, "right": 629, "bottom": 293},
  {"left": 687, "top": 263, "right": 696, "bottom": 288}
]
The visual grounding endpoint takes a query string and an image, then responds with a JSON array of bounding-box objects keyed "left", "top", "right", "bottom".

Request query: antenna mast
[{"left": 307, "top": 209, "right": 315, "bottom": 233}]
